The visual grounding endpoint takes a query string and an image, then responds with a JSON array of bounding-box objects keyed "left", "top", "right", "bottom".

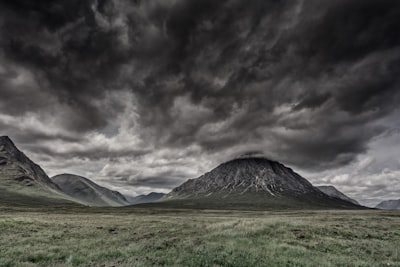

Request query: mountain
[
  {"left": 161, "top": 157, "right": 362, "bottom": 210},
  {"left": 0, "top": 136, "right": 78, "bottom": 206},
  {"left": 317, "top": 186, "right": 359, "bottom": 205},
  {"left": 125, "top": 192, "right": 165, "bottom": 205},
  {"left": 52, "top": 174, "right": 129, "bottom": 207},
  {"left": 375, "top": 199, "right": 400, "bottom": 210}
]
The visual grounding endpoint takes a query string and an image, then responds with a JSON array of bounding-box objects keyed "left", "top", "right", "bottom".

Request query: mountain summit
[{"left": 164, "top": 157, "right": 362, "bottom": 209}]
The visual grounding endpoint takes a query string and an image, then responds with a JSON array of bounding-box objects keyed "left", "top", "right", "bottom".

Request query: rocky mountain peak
[
  {"left": 0, "top": 136, "right": 59, "bottom": 190},
  {"left": 168, "top": 157, "right": 319, "bottom": 198},
  {"left": 0, "top": 136, "right": 17, "bottom": 154},
  {"left": 0, "top": 136, "right": 13, "bottom": 143},
  {"left": 0, "top": 136, "right": 31, "bottom": 166}
]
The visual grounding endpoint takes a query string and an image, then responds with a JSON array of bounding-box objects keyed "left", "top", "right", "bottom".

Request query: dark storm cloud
[
  {"left": 301, "top": 0, "right": 400, "bottom": 64},
  {"left": 27, "top": 144, "right": 150, "bottom": 161},
  {"left": 1, "top": 0, "right": 400, "bottom": 171},
  {"left": 0, "top": 0, "right": 130, "bottom": 131}
]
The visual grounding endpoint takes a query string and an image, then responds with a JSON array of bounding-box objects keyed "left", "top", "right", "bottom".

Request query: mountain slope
[
  {"left": 162, "top": 157, "right": 362, "bottom": 210},
  {"left": 375, "top": 199, "right": 400, "bottom": 210},
  {"left": 0, "top": 136, "right": 78, "bottom": 206},
  {"left": 52, "top": 174, "right": 129, "bottom": 207},
  {"left": 125, "top": 192, "right": 165, "bottom": 205},
  {"left": 317, "top": 186, "right": 359, "bottom": 205}
]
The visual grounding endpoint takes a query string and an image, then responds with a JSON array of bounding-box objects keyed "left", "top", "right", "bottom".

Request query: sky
[{"left": 0, "top": 0, "right": 399, "bottom": 207}]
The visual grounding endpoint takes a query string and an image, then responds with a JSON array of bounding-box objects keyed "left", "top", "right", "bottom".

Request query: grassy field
[{"left": 0, "top": 206, "right": 399, "bottom": 267}]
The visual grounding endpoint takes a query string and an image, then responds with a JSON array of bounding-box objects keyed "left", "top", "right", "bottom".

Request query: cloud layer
[{"left": 1, "top": 0, "right": 399, "bottom": 205}]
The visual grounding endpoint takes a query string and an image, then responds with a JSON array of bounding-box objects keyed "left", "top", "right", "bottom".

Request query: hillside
[
  {"left": 0, "top": 136, "right": 78, "bottom": 206},
  {"left": 375, "top": 199, "right": 400, "bottom": 210},
  {"left": 317, "top": 186, "right": 359, "bottom": 205},
  {"left": 52, "top": 174, "right": 129, "bottom": 207}
]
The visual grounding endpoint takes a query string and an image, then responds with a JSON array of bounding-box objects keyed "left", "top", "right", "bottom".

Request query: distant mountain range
[
  {"left": 52, "top": 174, "right": 129, "bottom": 207},
  {"left": 316, "top": 185, "right": 359, "bottom": 205},
  {"left": 125, "top": 192, "right": 165, "bottom": 205},
  {"left": 375, "top": 199, "right": 400, "bottom": 210},
  {"left": 0, "top": 136, "right": 365, "bottom": 210},
  {"left": 162, "top": 157, "right": 362, "bottom": 209}
]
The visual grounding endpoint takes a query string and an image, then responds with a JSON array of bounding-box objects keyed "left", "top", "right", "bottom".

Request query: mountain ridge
[
  {"left": 52, "top": 174, "right": 129, "bottom": 207},
  {"left": 375, "top": 199, "right": 400, "bottom": 210},
  {"left": 317, "top": 185, "right": 359, "bottom": 205}
]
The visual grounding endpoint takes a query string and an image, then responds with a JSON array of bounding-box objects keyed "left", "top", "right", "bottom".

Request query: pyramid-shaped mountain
[{"left": 163, "top": 157, "right": 362, "bottom": 209}]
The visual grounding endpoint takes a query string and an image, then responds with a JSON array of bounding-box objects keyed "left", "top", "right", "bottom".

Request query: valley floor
[{"left": 0, "top": 206, "right": 399, "bottom": 267}]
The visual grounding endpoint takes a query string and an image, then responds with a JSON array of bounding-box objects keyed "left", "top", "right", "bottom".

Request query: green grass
[
  {"left": 0, "top": 172, "right": 78, "bottom": 207},
  {"left": 141, "top": 191, "right": 363, "bottom": 210},
  {"left": 0, "top": 207, "right": 399, "bottom": 267}
]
